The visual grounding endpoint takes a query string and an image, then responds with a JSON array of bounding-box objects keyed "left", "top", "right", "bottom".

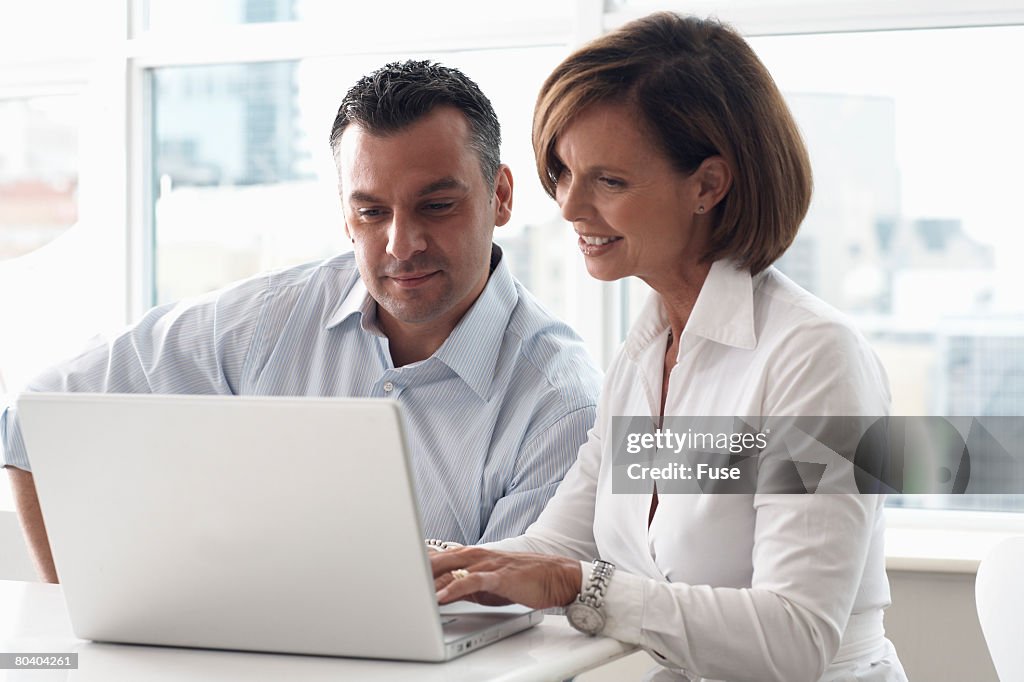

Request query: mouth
[
  {"left": 577, "top": 234, "right": 623, "bottom": 256},
  {"left": 579, "top": 234, "right": 622, "bottom": 246},
  {"left": 387, "top": 271, "right": 440, "bottom": 289}
]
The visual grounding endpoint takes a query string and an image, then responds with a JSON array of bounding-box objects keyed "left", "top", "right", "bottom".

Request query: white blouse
[{"left": 485, "top": 260, "right": 908, "bottom": 682}]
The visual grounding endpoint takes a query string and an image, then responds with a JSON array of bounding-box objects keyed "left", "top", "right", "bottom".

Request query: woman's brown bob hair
[{"left": 534, "top": 12, "right": 812, "bottom": 274}]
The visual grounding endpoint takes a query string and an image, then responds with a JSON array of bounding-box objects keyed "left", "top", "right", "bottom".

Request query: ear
[
  {"left": 693, "top": 156, "right": 732, "bottom": 214},
  {"left": 492, "top": 164, "right": 514, "bottom": 228}
]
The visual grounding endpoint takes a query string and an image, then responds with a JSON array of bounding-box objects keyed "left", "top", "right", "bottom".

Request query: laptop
[{"left": 16, "top": 393, "right": 541, "bottom": 661}]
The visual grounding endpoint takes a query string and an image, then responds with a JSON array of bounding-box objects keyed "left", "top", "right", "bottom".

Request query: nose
[
  {"left": 556, "top": 176, "right": 590, "bottom": 225},
  {"left": 385, "top": 213, "right": 428, "bottom": 261}
]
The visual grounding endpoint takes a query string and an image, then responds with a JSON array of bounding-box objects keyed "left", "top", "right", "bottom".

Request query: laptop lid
[{"left": 17, "top": 393, "right": 535, "bottom": 661}]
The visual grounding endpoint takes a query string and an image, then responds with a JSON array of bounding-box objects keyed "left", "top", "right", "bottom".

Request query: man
[{"left": 1, "top": 60, "right": 601, "bottom": 583}]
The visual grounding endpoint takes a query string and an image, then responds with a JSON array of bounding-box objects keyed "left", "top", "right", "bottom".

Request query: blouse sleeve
[{"left": 593, "top": 322, "right": 892, "bottom": 682}]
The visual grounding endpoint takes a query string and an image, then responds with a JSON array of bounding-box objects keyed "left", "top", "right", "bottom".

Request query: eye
[
  {"left": 423, "top": 201, "right": 454, "bottom": 212},
  {"left": 549, "top": 156, "right": 568, "bottom": 185},
  {"left": 354, "top": 207, "right": 389, "bottom": 223},
  {"left": 598, "top": 176, "right": 625, "bottom": 189},
  {"left": 553, "top": 169, "right": 573, "bottom": 203}
]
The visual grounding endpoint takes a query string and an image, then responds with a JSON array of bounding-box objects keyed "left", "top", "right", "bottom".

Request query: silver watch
[{"left": 566, "top": 559, "right": 615, "bottom": 635}]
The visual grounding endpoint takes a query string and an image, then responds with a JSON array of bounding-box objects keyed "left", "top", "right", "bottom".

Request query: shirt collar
[
  {"left": 625, "top": 259, "right": 759, "bottom": 357},
  {"left": 325, "top": 275, "right": 381, "bottom": 335},
  {"left": 324, "top": 245, "right": 515, "bottom": 400},
  {"left": 432, "top": 245, "right": 516, "bottom": 401}
]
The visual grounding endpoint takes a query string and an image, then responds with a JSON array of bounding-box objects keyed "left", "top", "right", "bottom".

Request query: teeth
[{"left": 581, "top": 235, "right": 619, "bottom": 246}]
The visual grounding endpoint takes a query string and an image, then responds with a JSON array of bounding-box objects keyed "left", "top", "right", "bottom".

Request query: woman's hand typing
[{"left": 431, "top": 547, "right": 582, "bottom": 609}]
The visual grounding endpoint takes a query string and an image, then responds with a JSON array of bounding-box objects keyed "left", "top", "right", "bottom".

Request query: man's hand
[
  {"left": 8, "top": 468, "right": 58, "bottom": 583},
  {"left": 431, "top": 546, "right": 581, "bottom": 609}
]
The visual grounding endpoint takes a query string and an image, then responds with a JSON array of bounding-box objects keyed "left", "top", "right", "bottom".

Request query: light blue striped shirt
[{"left": 1, "top": 247, "right": 602, "bottom": 544}]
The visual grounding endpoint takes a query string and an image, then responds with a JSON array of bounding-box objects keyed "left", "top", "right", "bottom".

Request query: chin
[
  {"left": 382, "top": 300, "right": 449, "bottom": 325},
  {"left": 584, "top": 263, "right": 627, "bottom": 283}
]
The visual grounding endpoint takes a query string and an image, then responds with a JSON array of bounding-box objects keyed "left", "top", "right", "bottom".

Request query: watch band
[
  {"left": 566, "top": 559, "right": 617, "bottom": 635},
  {"left": 579, "top": 559, "right": 615, "bottom": 609}
]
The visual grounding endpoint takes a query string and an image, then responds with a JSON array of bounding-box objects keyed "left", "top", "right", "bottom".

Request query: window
[
  {"left": 139, "top": 5, "right": 611, "bottom": 356},
  {"left": 149, "top": 48, "right": 575, "bottom": 312},
  {"left": 3, "top": 0, "right": 1024, "bottom": 519},
  {"left": 0, "top": 95, "right": 80, "bottom": 511},
  {"left": 0, "top": 96, "right": 78, "bottom": 263},
  {"left": 0, "top": 1, "right": 126, "bottom": 511},
  {"left": 762, "top": 26, "right": 1024, "bottom": 512}
]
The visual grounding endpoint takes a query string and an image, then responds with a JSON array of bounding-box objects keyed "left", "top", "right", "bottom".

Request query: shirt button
[{"left": 383, "top": 381, "right": 395, "bottom": 393}]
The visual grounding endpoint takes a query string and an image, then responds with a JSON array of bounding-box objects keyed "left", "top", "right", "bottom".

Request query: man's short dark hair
[{"left": 329, "top": 60, "right": 501, "bottom": 188}]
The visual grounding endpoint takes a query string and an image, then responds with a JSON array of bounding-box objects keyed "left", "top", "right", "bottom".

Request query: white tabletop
[{"left": 0, "top": 580, "right": 635, "bottom": 681}]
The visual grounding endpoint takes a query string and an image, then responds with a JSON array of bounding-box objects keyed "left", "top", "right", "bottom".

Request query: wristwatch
[{"left": 566, "top": 559, "right": 616, "bottom": 635}]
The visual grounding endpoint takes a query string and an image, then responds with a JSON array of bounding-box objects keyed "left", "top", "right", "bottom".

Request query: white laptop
[{"left": 16, "top": 393, "right": 541, "bottom": 661}]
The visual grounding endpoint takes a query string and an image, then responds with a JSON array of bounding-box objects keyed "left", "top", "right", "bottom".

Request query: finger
[
  {"left": 433, "top": 561, "right": 506, "bottom": 591},
  {"left": 433, "top": 567, "right": 468, "bottom": 593},
  {"left": 430, "top": 547, "right": 492, "bottom": 577},
  {"left": 437, "top": 570, "right": 504, "bottom": 605},
  {"left": 434, "top": 572, "right": 450, "bottom": 592}
]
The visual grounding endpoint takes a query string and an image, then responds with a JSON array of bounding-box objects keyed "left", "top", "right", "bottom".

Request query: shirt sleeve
[
  {"left": 482, "top": 406, "right": 604, "bottom": 560},
  {"left": 477, "top": 404, "right": 597, "bottom": 545},
  {"left": 587, "top": 323, "right": 893, "bottom": 682},
  {"left": 1, "top": 276, "right": 268, "bottom": 471}
]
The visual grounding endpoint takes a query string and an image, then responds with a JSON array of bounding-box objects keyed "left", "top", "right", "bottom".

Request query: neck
[
  {"left": 643, "top": 260, "right": 713, "bottom": 340},
  {"left": 377, "top": 276, "right": 489, "bottom": 368},
  {"left": 377, "top": 301, "right": 467, "bottom": 367},
  {"left": 380, "top": 321, "right": 450, "bottom": 367}
]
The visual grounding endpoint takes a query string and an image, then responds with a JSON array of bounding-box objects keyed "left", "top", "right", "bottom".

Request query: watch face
[{"left": 567, "top": 603, "right": 605, "bottom": 635}]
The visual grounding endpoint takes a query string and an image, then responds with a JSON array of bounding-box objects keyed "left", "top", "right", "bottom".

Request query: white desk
[{"left": 0, "top": 580, "right": 635, "bottom": 681}]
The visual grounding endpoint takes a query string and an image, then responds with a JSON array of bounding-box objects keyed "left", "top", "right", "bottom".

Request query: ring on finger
[{"left": 450, "top": 568, "right": 470, "bottom": 581}]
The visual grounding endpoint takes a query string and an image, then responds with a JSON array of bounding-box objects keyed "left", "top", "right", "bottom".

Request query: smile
[
  {"left": 579, "top": 235, "right": 622, "bottom": 246},
  {"left": 577, "top": 234, "right": 623, "bottom": 257}
]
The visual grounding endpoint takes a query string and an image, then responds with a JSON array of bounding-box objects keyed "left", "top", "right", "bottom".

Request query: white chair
[{"left": 976, "top": 536, "right": 1024, "bottom": 681}]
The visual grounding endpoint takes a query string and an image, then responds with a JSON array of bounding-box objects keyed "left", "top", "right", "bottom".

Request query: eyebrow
[
  {"left": 554, "top": 155, "right": 630, "bottom": 178},
  {"left": 552, "top": 152, "right": 607, "bottom": 176},
  {"left": 346, "top": 177, "right": 469, "bottom": 205},
  {"left": 417, "top": 177, "right": 468, "bottom": 197},
  {"left": 347, "top": 190, "right": 381, "bottom": 204}
]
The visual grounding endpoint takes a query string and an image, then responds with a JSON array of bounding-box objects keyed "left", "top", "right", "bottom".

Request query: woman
[{"left": 431, "top": 12, "right": 907, "bottom": 682}]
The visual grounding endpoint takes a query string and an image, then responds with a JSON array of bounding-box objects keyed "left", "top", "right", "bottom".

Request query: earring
[{"left": 697, "top": 205, "right": 706, "bottom": 214}]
